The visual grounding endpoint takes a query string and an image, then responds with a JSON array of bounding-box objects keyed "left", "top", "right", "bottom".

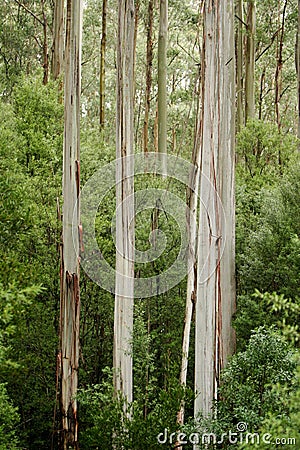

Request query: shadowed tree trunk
[
  {"left": 143, "top": 0, "right": 154, "bottom": 154},
  {"left": 59, "top": 0, "right": 83, "bottom": 448},
  {"left": 51, "top": 0, "right": 64, "bottom": 80},
  {"left": 275, "top": 0, "right": 288, "bottom": 135},
  {"left": 236, "top": 0, "right": 244, "bottom": 131},
  {"left": 100, "top": 0, "right": 107, "bottom": 127},
  {"left": 245, "top": 0, "right": 256, "bottom": 122},
  {"left": 298, "top": 0, "right": 300, "bottom": 148},
  {"left": 158, "top": 0, "right": 168, "bottom": 173},
  {"left": 41, "top": 0, "right": 48, "bottom": 85},
  {"left": 194, "top": 0, "right": 236, "bottom": 422}
]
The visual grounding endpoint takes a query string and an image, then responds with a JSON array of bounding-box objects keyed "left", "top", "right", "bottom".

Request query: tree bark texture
[
  {"left": 177, "top": 88, "right": 202, "bottom": 434},
  {"left": 60, "top": 0, "right": 83, "bottom": 448},
  {"left": 51, "top": 0, "right": 64, "bottom": 80},
  {"left": 194, "top": 0, "right": 236, "bottom": 420},
  {"left": 245, "top": 0, "right": 256, "bottom": 122},
  {"left": 143, "top": 0, "right": 154, "bottom": 154},
  {"left": 100, "top": 0, "right": 107, "bottom": 127},
  {"left": 158, "top": 0, "right": 168, "bottom": 172},
  {"left": 275, "top": 0, "right": 288, "bottom": 134},
  {"left": 298, "top": 0, "right": 300, "bottom": 147},
  {"left": 113, "top": 0, "right": 135, "bottom": 408},
  {"left": 236, "top": 0, "right": 244, "bottom": 131}
]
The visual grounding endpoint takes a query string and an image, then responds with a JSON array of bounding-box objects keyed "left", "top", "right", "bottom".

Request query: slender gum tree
[
  {"left": 113, "top": 0, "right": 135, "bottom": 409},
  {"left": 194, "top": 0, "right": 236, "bottom": 421},
  {"left": 59, "top": 0, "right": 82, "bottom": 447},
  {"left": 245, "top": 0, "right": 256, "bottom": 122},
  {"left": 158, "top": 0, "right": 168, "bottom": 173},
  {"left": 100, "top": 0, "right": 107, "bottom": 128},
  {"left": 51, "top": 0, "right": 64, "bottom": 81}
]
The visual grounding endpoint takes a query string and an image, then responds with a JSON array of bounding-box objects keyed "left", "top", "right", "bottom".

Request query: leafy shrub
[{"left": 188, "top": 327, "right": 298, "bottom": 449}]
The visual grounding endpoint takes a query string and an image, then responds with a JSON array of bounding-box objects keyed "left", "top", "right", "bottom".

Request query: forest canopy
[{"left": 0, "top": 1, "right": 299, "bottom": 449}]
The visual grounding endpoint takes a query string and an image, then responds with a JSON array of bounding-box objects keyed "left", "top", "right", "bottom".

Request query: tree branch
[
  {"left": 256, "top": 29, "right": 280, "bottom": 62},
  {"left": 235, "top": 14, "right": 247, "bottom": 29},
  {"left": 13, "top": 0, "right": 45, "bottom": 27}
]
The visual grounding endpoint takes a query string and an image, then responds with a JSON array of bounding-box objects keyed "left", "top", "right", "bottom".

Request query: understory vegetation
[{"left": 0, "top": 0, "right": 299, "bottom": 448}]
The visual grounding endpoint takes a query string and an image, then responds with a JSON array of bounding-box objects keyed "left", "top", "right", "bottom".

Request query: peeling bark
[
  {"left": 194, "top": 0, "right": 236, "bottom": 421},
  {"left": 59, "top": 0, "right": 83, "bottom": 448},
  {"left": 177, "top": 72, "right": 202, "bottom": 437},
  {"left": 113, "top": 0, "right": 135, "bottom": 408}
]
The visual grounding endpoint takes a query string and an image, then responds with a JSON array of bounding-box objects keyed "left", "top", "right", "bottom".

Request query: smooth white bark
[
  {"left": 60, "top": 0, "right": 83, "bottom": 447},
  {"left": 113, "top": 0, "right": 135, "bottom": 407},
  {"left": 194, "top": 0, "right": 236, "bottom": 422}
]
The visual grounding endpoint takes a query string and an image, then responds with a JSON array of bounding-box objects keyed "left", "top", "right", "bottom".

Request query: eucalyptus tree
[
  {"left": 298, "top": 0, "right": 300, "bottom": 144},
  {"left": 245, "top": 0, "right": 256, "bottom": 122},
  {"left": 60, "top": 0, "right": 83, "bottom": 447},
  {"left": 143, "top": 0, "right": 154, "bottom": 154},
  {"left": 236, "top": 0, "right": 244, "bottom": 131},
  {"left": 99, "top": 0, "right": 107, "bottom": 127},
  {"left": 177, "top": 107, "right": 201, "bottom": 431},
  {"left": 113, "top": 0, "right": 135, "bottom": 407},
  {"left": 194, "top": 0, "right": 236, "bottom": 418},
  {"left": 158, "top": 0, "right": 168, "bottom": 171},
  {"left": 51, "top": 0, "right": 64, "bottom": 80}
]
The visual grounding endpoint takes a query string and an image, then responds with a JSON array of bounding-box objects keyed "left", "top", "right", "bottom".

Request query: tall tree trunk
[
  {"left": 245, "top": 0, "right": 256, "bottom": 122},
  {"left": 236, "top": 0, "right": 244, "bottom": 131},
  {"left": 158, "top": 0, "right": 168, "bottom": 173},
  {"left": 194, "top": 0, "right": 236, "bottom": 419},
  {"left": 100, "top": 0, "right": 107, "bottom": 128},
  {"left": 258, "top": 68, "right": 265, "bottom": 120},
  {"left": 297, "top": 0, "right": 300, "bottom": 148},
  {"left": 60, "top": 0, "right": 83, "bottom": 448},
  {"left": 275, "top": 0, "right": 288, "bottom": 134},
  {"left": 133, "top": 0, "right": 140, "bottom": 78},
  {"left": 41, "top": 0, "right": 48, "bottom": 85},
  {"left": 177, "top": 92, "right": 202, "bottom": 435},
  {"left": 113, "top": 0, "right": 135, "bottom": 408},
  {"left": 143, "top": 0, "right": 154, "bottom": 154},
  {"left": 51, "top": 0, "right": 64, "bottom": 80}
]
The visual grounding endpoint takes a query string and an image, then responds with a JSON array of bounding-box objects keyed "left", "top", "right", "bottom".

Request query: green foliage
[
  {"left": 0, "top": 76, "right": 62, "bottom": 448},
  {"left": 12, "top": 76, "right": 63, "bottom": 176},
  {"left": 188, "top": 328, "right": 298, "bottom": 449},
  {"left": 218, "top": 327, "right": 297, "bottom": 432},
  {"left": 0, "top": 383, "right": 20, "bottom": 450},
  {"left": 236, "top": 119, "right": 297, "bottom": 182},
  {"left": 235, "top": 290, "right": 300, "bottom": 349},
  {"left": 235, "top": 122, "right": 298, "bottom": 303},
  {"left": 0, "top": 283, "right": 43, "bottom": 363},
  {"left": 0, "top": 283, "right": 43, "bottom": 449},
  {"left": 240, "top": 366, "right": 300, "bottom": 449},
  {"left": 78, "top": 367, "right": 194, "bottom": 450},
  {"left": 236, "top": 149, "right": 300, "bottom": 348}
]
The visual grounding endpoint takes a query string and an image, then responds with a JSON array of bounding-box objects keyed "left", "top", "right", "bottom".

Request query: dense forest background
[{"left": 0, "top": 0, "right": 299, "bottom": 449}]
